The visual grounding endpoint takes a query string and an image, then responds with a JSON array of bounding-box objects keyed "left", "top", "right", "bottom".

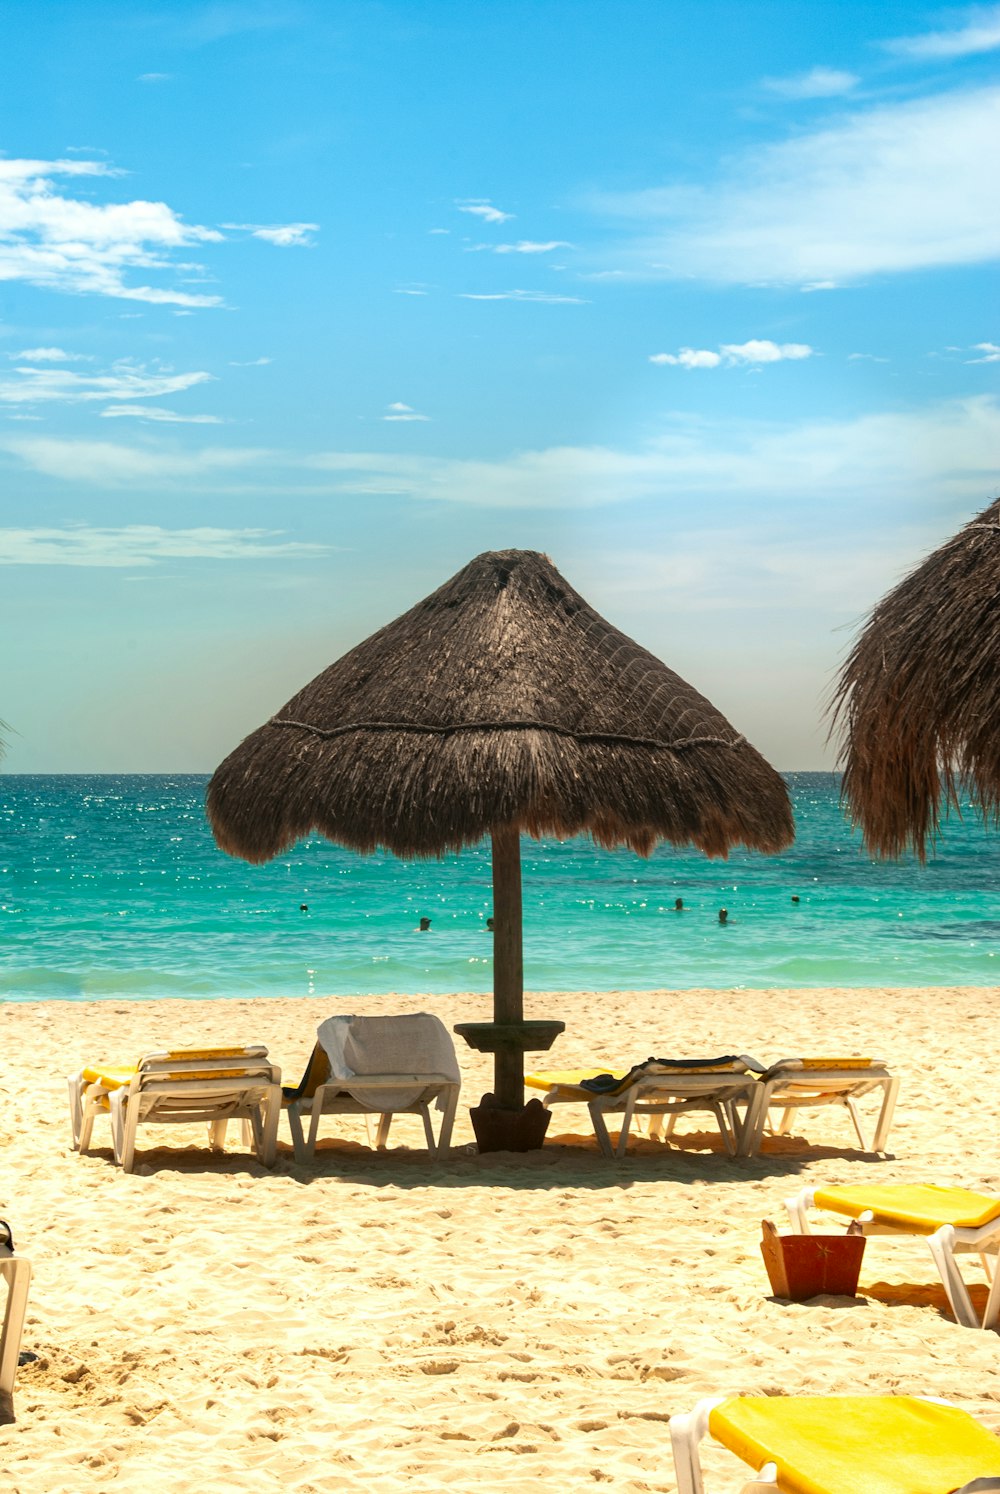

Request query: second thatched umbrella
[
  {"left": 832, "top": 497, "right": 1000, "bottom": 861},
  {"left": 208, "top": 549, "right": 793, "bottom": 1114}
]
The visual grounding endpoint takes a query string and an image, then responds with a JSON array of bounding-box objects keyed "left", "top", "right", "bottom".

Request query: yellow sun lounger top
[
  {"left": 81, "top": 1048, "right": 269, "bottom": 1092},
  {"left": 709, "top": 1395, "right": 1000, "bottom": 1494},
  {"left": 813, "top": 1184, "right": 1000, "bottom": 1233}
]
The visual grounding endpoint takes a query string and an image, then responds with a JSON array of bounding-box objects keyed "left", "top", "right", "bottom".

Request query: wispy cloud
[
  {"left": 100, "top": 404, "right": 223, "bottom": 424},
  {"left": 651, "top": 340, "right": 813, "bottom": 368},
  {"left": 302, "top": 395, "right": 1000, "bottom": 510},
  {"left": 228, "top": 356, "right": 272, "bottom": 366},
  {"left": 11, "top": 347, "right": 90, "bottom": 362},
  {"left": 884, "top": 4, "right": 1000, "bottom": 58},
  {"left": 8, "top": 397, "right": 997, "bottom": 516},
  {"left": 3, "top": 436, "right": 266, "bottom": 485},
  {"left": 969, "top": 341, "right": 1000, "bottom": 362},
  {"left": 383, "top": 402, "right": 429, "bottom": 422},
  {"left": 138, "top": 72, "right": 172, "bottom": 83},
  {"left": 459, "top": 289, "right": 586, "bottom": 303},
  {"left": 457, "top": 200, "right": 514, "bottom": 224},
  {"left": 0, "top": 360, "right": 212, "bottom": 405},
  {"left": 848, "top": 351, "right": 890, "bottom": 362},
  {"left": 222, "top": 221, "right": 318, "bottom": 246},
  {"left": 597, "top": 85, "right": 1000, "bottom": 284},
  {"left": 762, "top": 66, "right": 859, "bottom": 99},
  {"left": 0, "top": 525, "right": 325, "bottom": 566},
  {"left": 469, "top": 240, "right": 571, "bottom": 255},
  {"left": 0, "top": 157, "right": 225, "bottom": 306}
]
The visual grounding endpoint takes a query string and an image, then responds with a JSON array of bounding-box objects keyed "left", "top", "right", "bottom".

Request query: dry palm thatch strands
[
  {"left": 831, "top": 496, "right": 1000, "bottom": 862},
  {"left": 207, "top": 549, "right": 793, "bottom": 1111},
  {"left": 208, "top": 549, "right": 793, "bottom": 863}
]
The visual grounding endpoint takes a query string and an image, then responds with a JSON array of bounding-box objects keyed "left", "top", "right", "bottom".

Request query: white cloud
[
  {"left": 100, "top": 404, "right": 223, "bottom": 424},
  {"left": 884, "top": 4, "right": 1000, "bottom": 58},
  {"left": 383, "top": 402, "right": 429, "bottom": 422},
  {"left": 222, "top": 221, "right": 318, "bottom": 246},
  {"left": 459, "top": 289, "right": 586, "bottom": 303},
  {"left": 0, "top": 525, "right": 325, "bottom": 566},
  {"left": 0, "top": 361, "right": 212, "bottom": 405},
  {"left": 0, "top": 157, "right": 225, "bottom": 306},
  {"left": 763, "top": 67, "right": 859, "bottom": 98},
  {"left": 969, "top": 341, "right": 1000, "bottom": 362},
  {"left": 650, "top": 348, "right": 722, "bottom": 369},
  {"left": 302, "top": 396, "right": 1000, "bottom": 511},
  {"left": 11, "top": 347, "right": 90, "bottom": 362},
  {"left": 848, "top": 351, "right": 890, "bottom": 362},
  {"left": 598, "top": 85, "right": 1000, "bottom": 284},
  {"left": 651, "top": 340, "right": 813, "bottom": 368},
  {"left": 2, "top": 436, "right": 268, "bottom": 485},
  {"left": 457, "top": 201, "right": 514, "bottom": 224},
  {"left": 482, "top": 240, "right": 571, "bottom": 254},
  {"left": 138, "top": 72, "right": 172, "bottom": 82},
  {"left": 7, "top": 397, "right": 997, "bottom": 520},
  {"left": 229, "top": 356, "right": 272, "bottom": 366}
]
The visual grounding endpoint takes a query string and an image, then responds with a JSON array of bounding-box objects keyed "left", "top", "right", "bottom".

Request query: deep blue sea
[{"left": 2, "top": 773, "right": 999, "bottom": 1002}]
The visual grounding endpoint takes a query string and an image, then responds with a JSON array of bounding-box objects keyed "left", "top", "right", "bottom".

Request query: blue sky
[{"left": 1, "top": 0, "right": 997, "bottom": 772}]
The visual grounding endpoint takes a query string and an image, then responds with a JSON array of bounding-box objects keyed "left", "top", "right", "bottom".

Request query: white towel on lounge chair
[{"left": 317, "top": 1013, "right": 461, "bottom": 1110}]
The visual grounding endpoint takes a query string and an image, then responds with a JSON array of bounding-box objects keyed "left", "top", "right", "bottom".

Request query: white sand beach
[{"left": 2, "top": 985, "right": 999, "bottom": 1492}]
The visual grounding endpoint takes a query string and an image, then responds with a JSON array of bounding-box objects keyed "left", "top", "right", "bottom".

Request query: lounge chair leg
[
  {"left": 375, "top": 1113, "right": 392, "bottom": 1150},
  {"left": 420, "top": 1105, "right": 435, "bottom": 1151},
  {"left": 285, "top": 1105, "right": 308, "bottom": 1163},
  {"left": 928, "top": 1226, "right": 981, "bottom": 1328},
  {"left": 784, "top": 1188, "right": 814, "bottom": 1233},
  {"left": 845, "top": 1096, "right": 870, "bottom": 1150},
  {"left": 983, "top": 1252, "right": 1000, "bottom": 1331},
  {"left": 110, "top": 1089, "right": 139, "bottom": 1173},
  {"left": 870, "top": 1077, "right": 899, "bottom": 1153},
  {"left": 713, "top": 1101, "right": 736, "bottom": 1157},
  {"left": 68, "top": 1074, "right": 84, "bottom": 1150},
  {"left": 259, "top": 1091, "right": 279, "bottom": 1167},
  {"left": 588, "top": 1101, "right": 615, "bottom": 1160},
  {"left": 208, "top": 1118, "right": 228, "bottom": 1151},
  {"left": 435, "top": 1088, "right": 458, "bottom": 1154},
  {"left": 0, "top": 1254, "right": 31, "bottom": 1404}
]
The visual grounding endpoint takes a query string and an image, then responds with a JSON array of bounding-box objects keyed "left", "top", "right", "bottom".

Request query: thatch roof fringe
[{"left": 831, "top": 495, "right": 1000, "bottom": 860}]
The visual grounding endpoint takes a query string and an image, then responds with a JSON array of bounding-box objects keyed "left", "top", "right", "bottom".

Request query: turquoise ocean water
[{"left": 2, "top": 773, "right": 1000, "bottom": 1002}]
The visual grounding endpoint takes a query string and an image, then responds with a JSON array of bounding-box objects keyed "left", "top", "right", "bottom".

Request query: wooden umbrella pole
[{"left": 491, "top": 823, "right": 524, "bottom": 1109}]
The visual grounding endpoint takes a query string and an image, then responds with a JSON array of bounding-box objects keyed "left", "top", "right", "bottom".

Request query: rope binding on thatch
[{"left": 268, "top": 715, "right": 747, "bottom": 753}]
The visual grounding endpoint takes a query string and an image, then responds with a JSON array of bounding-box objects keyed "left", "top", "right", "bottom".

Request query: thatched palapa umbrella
[
  {"left": 208, "top": 549, "right": 793, "bottom": 1115},
  {"left": 832, "top": 496, "right": 1000, "bottom": 860}
]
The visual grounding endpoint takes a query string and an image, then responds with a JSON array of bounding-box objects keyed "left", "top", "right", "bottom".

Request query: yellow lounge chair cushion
[
  {"left": 796, "top": 1057, "right": 873, "bottom": 1070},
  {"left": 709, "top": 1395, "right": 1000, "bottom": 1494},
  {"left": 81, "top": 1063, "right": 136, "bottom": 1090},
  {"left": 525, "top": 1069, "right": 616, "bottom": 1095},
  {"left": 813, "top": 1184, "right": 1000, "bottom": 1233}
]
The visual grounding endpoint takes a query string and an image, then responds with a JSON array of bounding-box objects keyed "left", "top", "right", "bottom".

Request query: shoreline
[{"left": 4, "top": 985, "right": 999, "bottom": 1490}]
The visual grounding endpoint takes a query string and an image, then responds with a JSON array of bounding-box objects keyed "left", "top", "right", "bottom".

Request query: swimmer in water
[
  {"left": 674, "top": 897, "right": 684, "bottom": 911},
  {"left": 417, "top": 916, "right": 431, "bottom": 931},
  {"left": 791, "top": 895, "right": 800, "bottom": 903},
  {"left": 718, "top": 907, "right": 728, "bottom": 924},
  {"left": 300, "top": 903, "right": 309, "bottom": 912},
  {"left": 486, "top": 917, "right": 494, "bottom": 932}
]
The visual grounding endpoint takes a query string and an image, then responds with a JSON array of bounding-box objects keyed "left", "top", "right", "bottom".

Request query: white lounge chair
[
  {"left": 740, "top": 1057, "right": 898, "bottom": 1156},
  {"left": 69, "top": 1047, "right": 282, "bottom": 1173},
  {"left": 284, "top": 1013, "right": 461, "bottom": 1163},
  {"left": 525, "top": 1058, "right": 763, "bottom": 1160},
  {"left": 669, "top": 1393, "right": 1000, "bottom": 1494},
  {"left": 785, "top": 1183, "right": 1000, "bottom": 1329},
  {"left": 0, "top": 1219, "right": 30, "bottom": 1421}
]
